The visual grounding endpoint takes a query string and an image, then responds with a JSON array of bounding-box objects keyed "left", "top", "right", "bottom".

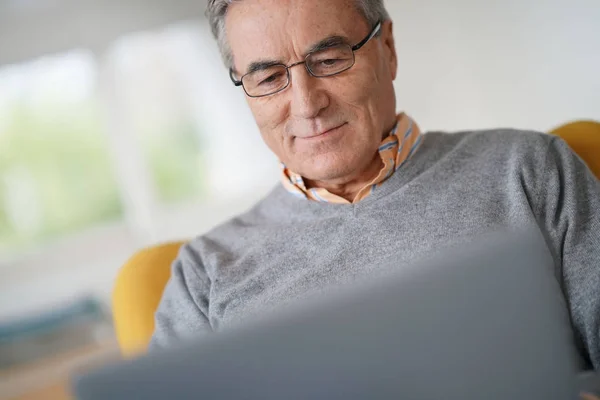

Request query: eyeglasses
[{"left": 229, "top": 21, "right": 383, "bottom": 98}]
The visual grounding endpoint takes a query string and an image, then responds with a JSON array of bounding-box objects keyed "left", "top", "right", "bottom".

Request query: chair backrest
[
  {"left": 551, "top": 120, "right": 600, "bottom": 179},
  {"left": 112, "top": 242, "right": 185, "bottom": 356}
]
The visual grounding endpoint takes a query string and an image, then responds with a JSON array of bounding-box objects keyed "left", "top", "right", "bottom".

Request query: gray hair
[{"left": 206, "top": 0, "right": 390, "bottom": 70}]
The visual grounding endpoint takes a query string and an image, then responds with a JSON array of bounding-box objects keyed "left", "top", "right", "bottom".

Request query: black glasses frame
[{"left": 229, "top": 20, "right": 383, "bottom": 98}]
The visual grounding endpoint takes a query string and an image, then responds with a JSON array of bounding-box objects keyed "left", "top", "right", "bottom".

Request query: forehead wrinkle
[{"left": 228, "top": 0, "right": 369, "bottom": 78}]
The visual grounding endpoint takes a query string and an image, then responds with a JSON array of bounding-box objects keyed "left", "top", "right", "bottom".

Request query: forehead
[{"left": 225, "top": 0, "right": 369, "bottom": 72}]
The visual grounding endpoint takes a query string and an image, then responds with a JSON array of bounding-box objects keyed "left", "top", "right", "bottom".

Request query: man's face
[{"left": 226, "top": 0, "right": 398, "bottom": 183}]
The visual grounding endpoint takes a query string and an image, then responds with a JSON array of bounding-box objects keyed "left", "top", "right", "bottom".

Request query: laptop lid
[{"left": 74, "top": 232, "right": 581, "bottom": 400}]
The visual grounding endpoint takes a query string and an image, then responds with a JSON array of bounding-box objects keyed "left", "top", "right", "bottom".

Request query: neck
[
  {"left": 305, "top": 153, "right": 384, "bottom": 202},
  {"left": 304, "top": 117, "right": 399, "bottom": 202}
]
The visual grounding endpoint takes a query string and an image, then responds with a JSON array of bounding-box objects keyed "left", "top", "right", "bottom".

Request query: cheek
[
  {"left": 342, "top": 62, "right": 391, "bottom": 124},
  {"left": 330, "top": 68, "right": 381, "bottom": 111},
  {"left": 249, "top": 99, "right": 289, "bottom": 151}
]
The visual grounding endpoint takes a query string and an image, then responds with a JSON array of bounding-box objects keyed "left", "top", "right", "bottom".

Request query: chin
[{"left": 300, "top": 154, "right": 358, "bottom": 182}]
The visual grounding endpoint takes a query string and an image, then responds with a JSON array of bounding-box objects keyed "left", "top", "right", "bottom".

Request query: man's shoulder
[
  {"left": 433, "top": 127, "right": 554, "bottom": 151},
  {"left": 411, "top": 128, "right": 559, "bottom": 196},
  {"left": 424, "top": 128, "right": 555, "bottom": 166}
]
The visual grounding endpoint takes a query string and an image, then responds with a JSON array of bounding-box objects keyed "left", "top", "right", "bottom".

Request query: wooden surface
[
  {"left": 0, "top": 339, "right": 120, "bottom": 400},
  {"left": 7, "top": 381, "right": 71, "bottom": 400}
]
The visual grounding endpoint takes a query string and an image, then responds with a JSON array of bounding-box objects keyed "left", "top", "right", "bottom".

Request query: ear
[{"left": 380, "top": 20, "right": 398, "bottom": 80}]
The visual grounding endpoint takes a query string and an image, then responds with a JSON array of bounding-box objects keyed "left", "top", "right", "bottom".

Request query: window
[
  {"left": 0, "top": 50, "right": 123, "bottom": 255},
  {"left": 0, "top": 21, "right": 278, "bottom": 320},
  {"left": 106, "top": 27, "right": 206, "bottom": 205}
]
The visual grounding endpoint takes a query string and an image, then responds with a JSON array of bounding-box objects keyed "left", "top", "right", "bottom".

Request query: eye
[
  {"left": 320, "top": 59, "right": 340, "bottom": 67},
  {"left": 259, "top": 72, "right": 284, "bottom": 86}
]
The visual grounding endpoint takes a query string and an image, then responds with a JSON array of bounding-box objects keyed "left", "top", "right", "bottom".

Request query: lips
[{"left": 301, "top": 123, "right": 346, "bottom": 140}]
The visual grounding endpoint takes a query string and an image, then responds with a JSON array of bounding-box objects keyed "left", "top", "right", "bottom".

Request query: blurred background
[{"left": 0, "top": 0, "right": 598, "bottom": 398}]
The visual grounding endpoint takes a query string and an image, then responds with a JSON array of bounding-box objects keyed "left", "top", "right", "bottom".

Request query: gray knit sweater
[{"left": 151, "top": 129, "right": 600, "bottom": 369}]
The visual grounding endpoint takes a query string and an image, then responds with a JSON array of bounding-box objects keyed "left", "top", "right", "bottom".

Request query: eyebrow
[
  {"left": 306, "top": 35, "right": 349, "bottom": 54},
  {"left": 243, "top": 35, "right": 351, "bottom": 75},
  {"left": 245, "top": 60, "right": 284, "bottom": 75}
]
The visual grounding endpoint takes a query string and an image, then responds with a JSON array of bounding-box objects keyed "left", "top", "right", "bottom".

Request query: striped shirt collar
[{"left": 281, "top": 113, "right": 423, "bottom": 204}]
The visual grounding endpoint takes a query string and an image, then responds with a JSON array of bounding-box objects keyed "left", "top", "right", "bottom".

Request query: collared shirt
[{"left": 281, "top": 113, "right": 423, "bottom": 204}]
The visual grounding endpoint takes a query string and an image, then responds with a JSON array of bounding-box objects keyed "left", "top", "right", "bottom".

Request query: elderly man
[{"left": 151, "top": 0, "right": 600, "bottom": 369}]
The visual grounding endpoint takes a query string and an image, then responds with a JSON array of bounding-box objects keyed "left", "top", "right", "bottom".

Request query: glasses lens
[
  {"left": 242, "top": 65, "right": 289, "bottom": 97},
  {"left": 307, "top": 45, "right": 354, "bottom": 77}
]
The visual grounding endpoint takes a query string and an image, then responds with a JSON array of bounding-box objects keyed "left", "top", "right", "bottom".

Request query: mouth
[{"left": 301, "top": 123, "right": 347, "bottom": 141}]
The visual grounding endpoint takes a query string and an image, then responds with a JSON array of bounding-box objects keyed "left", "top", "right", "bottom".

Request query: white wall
[
  {"left": 2, "top": 0, "right": 598, "bottom": 130},
  {"left": 389, "top": 0, "right": 600, "bottom": 132},
  {"left": 0, "top": 0, "right": 206, "bottom": 65}
]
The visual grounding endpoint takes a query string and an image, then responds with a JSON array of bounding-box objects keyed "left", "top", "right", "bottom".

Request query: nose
[{"left": 288, "top": 64, "right": 329, "bottom": 119}]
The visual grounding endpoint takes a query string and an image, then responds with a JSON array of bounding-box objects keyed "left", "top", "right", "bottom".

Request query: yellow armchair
[
  {"left": 551, "top": 120, "right": 600, "bottom": 177},
  {"left": 112, "top": 242, "right": 185, "bottom": 356},
  {"left": 112, "top": 120, "right": 600, "bottom": 356}
]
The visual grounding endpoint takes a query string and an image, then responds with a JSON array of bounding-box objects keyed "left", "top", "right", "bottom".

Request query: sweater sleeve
[
  {"left": 536, "top": 136, "right": 600, "bottom": 369},
  {"left": 149, "top": 243, "right": 213, "bottom": 350}
]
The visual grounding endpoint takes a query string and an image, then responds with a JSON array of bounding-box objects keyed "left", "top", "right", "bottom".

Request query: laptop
[{"left": 74, "top": 232, "right": 586, "bottom": 399}]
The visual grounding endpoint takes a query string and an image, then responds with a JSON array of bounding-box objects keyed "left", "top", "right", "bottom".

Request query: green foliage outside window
[
  {"left": 139, "top": 120, "right": 204, "bottom": 205},
  {"left": 0, "top": 100, "right": 123, "bottom": 253}
]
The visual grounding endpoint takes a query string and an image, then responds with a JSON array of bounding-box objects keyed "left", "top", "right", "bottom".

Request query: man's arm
[
  {"left": 149, "top": 244, "right": 212, "bottom": 350},
  {"left": 536, "top": 136, "right": 600, "bottom": 369}
]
